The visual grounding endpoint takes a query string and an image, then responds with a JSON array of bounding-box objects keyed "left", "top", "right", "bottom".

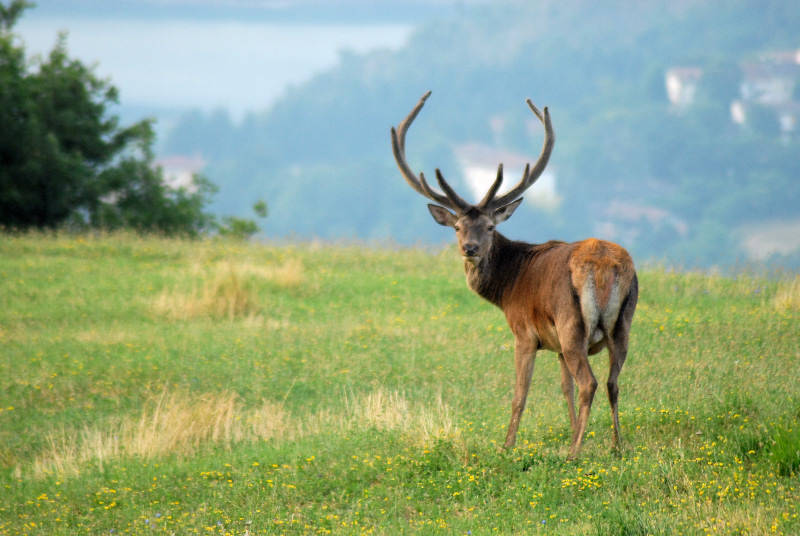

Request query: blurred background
[{"left": 9, "top": 0, "right": 800, "bottom": 267}]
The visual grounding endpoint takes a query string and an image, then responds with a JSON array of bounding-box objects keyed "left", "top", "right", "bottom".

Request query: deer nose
[{"left": 462, "top": 242, "right": 479, "bottom": 257}]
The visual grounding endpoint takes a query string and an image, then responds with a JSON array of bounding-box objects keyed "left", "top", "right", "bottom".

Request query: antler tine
[
  {"left": 486, "top": 100, "right": 555, "bottom": 209},
  {"left": 433, "top": 169, "right": 469, "bottom": 209},
  {"left": 477, "top": 163, "right": 506, "bottom": 209},
  {"left": 391, "top": 91, "right": 467, "bottom": 211}
]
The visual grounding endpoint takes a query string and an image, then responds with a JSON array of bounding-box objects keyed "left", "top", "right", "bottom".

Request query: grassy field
[{"left": 0, "top": 232, "right": 798, "bottom": 535}]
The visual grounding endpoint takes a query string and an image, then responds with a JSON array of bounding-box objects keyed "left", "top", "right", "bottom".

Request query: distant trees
[{"left": 0, "top": 0, "right": 217, "bottom": 235}]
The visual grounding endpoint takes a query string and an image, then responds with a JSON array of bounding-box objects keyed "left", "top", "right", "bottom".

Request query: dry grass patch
[
  {"left": 129, "top": 388, "right": 239, "bottom": 458},
  {"left": 774, "top": 274, "right": 800, "bottom": 311},
  {"left": 153, "top": 262, "right": 255, "bottom": 319},
  {"left": 28, "top": 389, "right": 241, "bottom": 478},
  {"left": 153, "top": 258, "right": 304, "bottom": 320},
  {"left": 239, "top": 257, "right": 305, "bottom": 288},
  {"left": 22, "top": 386, "right": 457, "bottom": 479},
  {"left": 345, "top": 387, "right": 458, "bottom": 444}
]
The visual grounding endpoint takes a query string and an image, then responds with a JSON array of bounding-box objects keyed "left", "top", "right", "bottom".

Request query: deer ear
[
  {"left": 428, "top": 204, "right": 458, "bottom": 227},
  {"left": 492, "top": 198, "right": 523, "bottom": 224}
]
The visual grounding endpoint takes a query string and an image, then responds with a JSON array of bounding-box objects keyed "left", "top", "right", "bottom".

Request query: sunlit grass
[
  {"left": 774, "top": 274, "right": 800, "bottom": 311},
  {"left": 152, "top": 258, "right": 305, "bottom": 320},
  {"left": 0, "top": 233, "right": 798, "bottom": 535},
  {"left": 22, "top": 385, "right": 456, "bottom": 482}
]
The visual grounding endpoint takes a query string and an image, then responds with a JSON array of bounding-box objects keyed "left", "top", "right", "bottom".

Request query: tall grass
[
  {"left": 0, "top": 233, "right": 797, "bottom": 535},
  {"left": 774, "top": 274, "right": 800, "bottom": 311},
  {"left": 153, "top": 258, "right": 304, "bottom": 320},
  {"left": 25, "top": 385, "right": 456, "bottom": 480}
]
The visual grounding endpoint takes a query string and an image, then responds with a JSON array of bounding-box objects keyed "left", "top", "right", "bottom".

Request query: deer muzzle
[{"left": 462, "top": 242, "right": 480, "bottom": 257}]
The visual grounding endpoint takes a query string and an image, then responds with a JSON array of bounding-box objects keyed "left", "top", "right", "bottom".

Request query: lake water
[{"left": 15, "top": 16, "right": 413, "bottom": 120}]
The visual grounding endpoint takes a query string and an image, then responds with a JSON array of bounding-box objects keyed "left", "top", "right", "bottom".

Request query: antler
[
  {"left": 391, "top": 91, "right": 469, "bottom": 212},
  {"left": 482, "top": 99, "right": 555, "bottom": 210},
  {"left": 392, "top": 93, "right": 555, "bottom": 213}
]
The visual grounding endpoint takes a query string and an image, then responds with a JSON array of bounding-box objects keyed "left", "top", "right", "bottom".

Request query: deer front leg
[{"left": 503, "top": 337, "right": 537, "bottom": 449}]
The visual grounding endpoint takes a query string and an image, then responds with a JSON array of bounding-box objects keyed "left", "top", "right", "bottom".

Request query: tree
[
  {"left": 217, "top": 200, "right": 268, "bottom": 240},
  {"left": 0, "top": 1, "right": 217, "bottom": 235}
]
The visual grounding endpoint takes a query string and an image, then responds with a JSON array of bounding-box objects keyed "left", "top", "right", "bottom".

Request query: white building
[
  {"left": 732, "top": 50, "right": 800, "bottom": 134},
  {"left": 453, "top": 143, "right": 560, "bottom": 210},
  {"left": 665, "top": 67, "right": 703, "bottom": 110},
  {"left": 155, "top": 154, "right": 206, "bottom": 193}
]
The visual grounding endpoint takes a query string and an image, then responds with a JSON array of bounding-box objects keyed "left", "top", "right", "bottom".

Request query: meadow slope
[{"left": 0, "top": 233, "right": 798, "bottom": 535}]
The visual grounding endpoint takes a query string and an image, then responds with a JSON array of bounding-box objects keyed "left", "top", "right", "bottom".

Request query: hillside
[
  {"left": 1, "top": 233, "right": 798, "bottom": 534},
  {"left": 161, "top": 0, "right": 800, "bottom": 267}
]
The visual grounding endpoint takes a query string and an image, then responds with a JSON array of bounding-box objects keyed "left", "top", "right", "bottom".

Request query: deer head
[{"left": 391, "top": 91, "right": 555, "bottom": 265}]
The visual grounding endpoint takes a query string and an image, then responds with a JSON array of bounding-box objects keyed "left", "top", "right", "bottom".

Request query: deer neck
[{"left": 464, "top": 232, "right": 523, "bottom": 308}]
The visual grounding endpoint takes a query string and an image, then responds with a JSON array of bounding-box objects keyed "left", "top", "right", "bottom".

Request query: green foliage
[
  {"left": 771, "top": 424, "right": 800, "bottom": 477},
  {"left": 252, "top": 199, "right": 268, "bottom": 219},
  {"left": 216, "top": 200, "right": 268, "bottom": 240},
  {"left": 0, "top": 0, "right": 30, "bottom": 30},
  {"left": 0, "top": 1, "right": 217, "bottom": 235},
  {"left": 92, "top": 164, "right": 219, "bottom": 236},
  {"left": 216, "top": 216, "right": 260, "bottom": 240},
  {"left": 0, "top": 234, "right": 798, "bottom": 534}
]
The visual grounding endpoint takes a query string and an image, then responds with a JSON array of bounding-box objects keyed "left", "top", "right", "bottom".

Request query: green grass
[{"left": 1, "top": 232, "right": 798, "bottom": 535}]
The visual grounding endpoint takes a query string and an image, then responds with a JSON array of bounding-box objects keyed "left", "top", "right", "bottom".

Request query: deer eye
[
  {"left": 454, "top": 225, "right": 460, "bottom": 232},
  {"left": 487, "top": 225, "right": 495, "bottom": 232}
]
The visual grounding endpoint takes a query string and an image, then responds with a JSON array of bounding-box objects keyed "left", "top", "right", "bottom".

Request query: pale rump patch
[
  {"left": 601, "top": 275, "right": 623, "bottom": 335},
  {"left": 570, "top": 238, "right": 634, "bottom": 341},
  {"left": 580, "top": 274, "right": 603, "bottom": 344}
]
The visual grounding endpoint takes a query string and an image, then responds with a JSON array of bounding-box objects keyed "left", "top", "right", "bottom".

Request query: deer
[{"left": 391, "top": 91, "right": 638, "bottom": 460}]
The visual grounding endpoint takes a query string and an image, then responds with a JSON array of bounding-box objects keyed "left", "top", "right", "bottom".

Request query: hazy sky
[{"left": 15, "top": 11, "right": 413, "bottom": 119}]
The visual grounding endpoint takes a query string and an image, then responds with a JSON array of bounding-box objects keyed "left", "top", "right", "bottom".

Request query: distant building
[
  {"left": 731, "top": 49, "right": 800, "bottom": 134},
  {"left": 155, "top": 154, "right": 206, "bottom": 193},
  {"left": 665, "top": 67, "right": 703, "bottom": 110},
  {"left": 739, "top": 52, "right": 800, "bottom": 105},
  {"left": 453, "top": 143, "right": 560, "bottom": 210},
  {"left": 732, "top": 100, "right": 800, "bottom": 134}
]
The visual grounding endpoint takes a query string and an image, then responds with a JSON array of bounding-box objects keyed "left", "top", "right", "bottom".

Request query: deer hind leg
[
  {"left": 606, "top": 339, "right": 627, "bottom": 453},
  {"left": 503, "top": 337, "right": 537, "bottom": 449},
  {"left": 606, "top": 284, "right": 636, "bottom": 453},
  {"left": 607, "top": 274, "right": 639, "bottom": 451},
  {"left": 558, "top": 353, "right": 578, "bottom": 434},
  {"left": 561, "top": 348, "right": 598, "bottom": 461}
]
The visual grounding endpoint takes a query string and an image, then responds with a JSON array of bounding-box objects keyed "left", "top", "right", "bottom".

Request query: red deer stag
[{"left": 391, "top": 91, "right": 638, "bottom": 459}]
